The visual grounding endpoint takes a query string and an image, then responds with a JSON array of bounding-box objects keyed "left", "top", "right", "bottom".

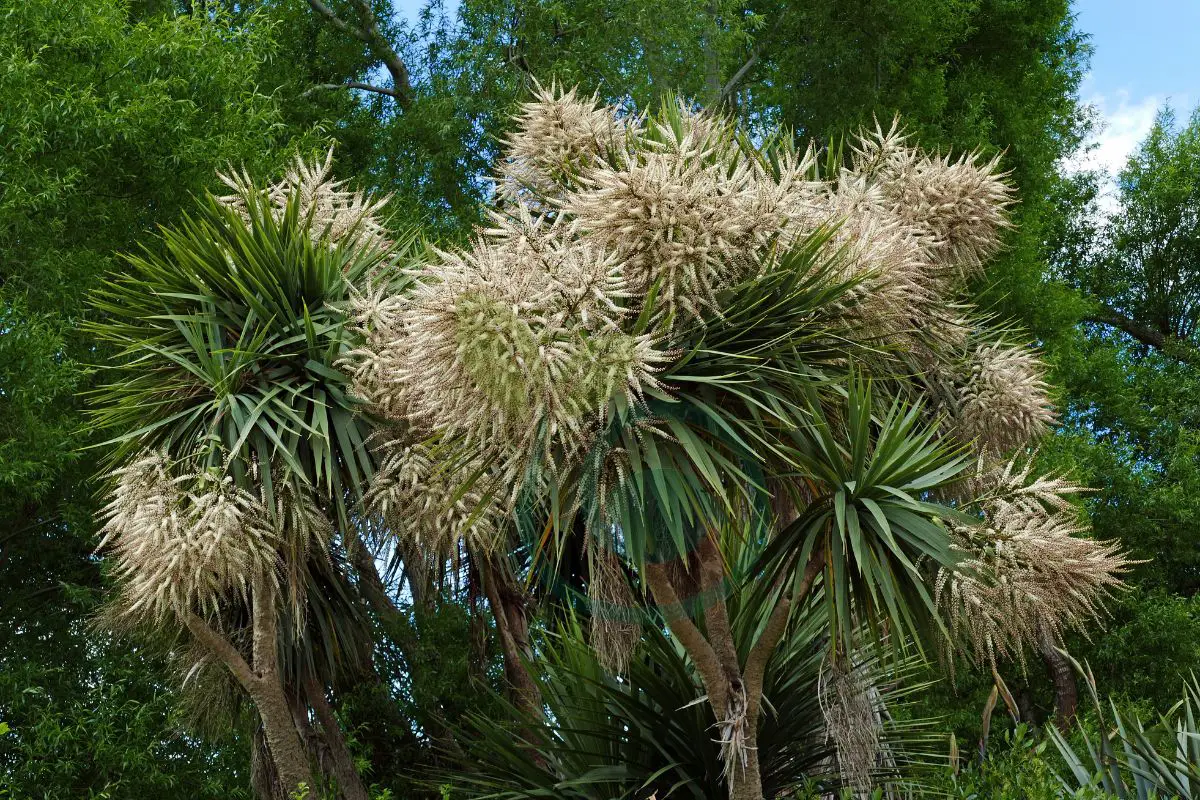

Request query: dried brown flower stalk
[
  {"left": 819, "top": 654, "right": 881, "bottom": 797},
  {"left": 586, "top": 537, "right": 640, "bottom": 674}
]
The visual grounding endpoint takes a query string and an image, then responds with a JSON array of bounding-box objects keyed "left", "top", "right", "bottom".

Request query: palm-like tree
[
  {"left": 349, "top": 87, "right": 1129, "bottom": 800},
  {"left": 88, "top": 156, "right": 412, "bottom": 797},
  {"left": 452, "top": 531, "right": 937, "bottom": 800}
]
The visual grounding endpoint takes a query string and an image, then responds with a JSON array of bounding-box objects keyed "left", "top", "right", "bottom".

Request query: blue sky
[
  {"left": 1073, "top": 0, "right": 1200, "bottom": 176},
  {"left": 392, "top": 0, "right": 1196, "bottom": 176}
]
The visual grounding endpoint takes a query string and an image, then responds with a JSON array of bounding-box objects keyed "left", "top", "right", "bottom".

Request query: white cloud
[
  {"left": 1084, "top": 90, "right": 1161, "bottom": 176},
  {"left": 1063, "top": 88, "right": 1161, "bottom": 213}
]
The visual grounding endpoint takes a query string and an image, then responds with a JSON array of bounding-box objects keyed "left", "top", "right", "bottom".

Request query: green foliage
[
  {"left": 0, "top": 635, "right": 251, "bottom": 799},
  {"left": 0, "top": 0, "right": 298, "bottom": 508},
  {"left": 88, "top": 189, "right": 412, "bottom": 528},
  {"left": 7, "top": 0, "right": 1185, "bottom": 796},
  {"left": 0, "top": 2, "right": 313, "bottom": 793},
  {"left": 449, "top": 606, "right": 932, "bottom": 799},
  {"left": 1050, "top": 670, "right": 1200, "bottom": 800},
  {"left": 1090, "top": 107, "right": 1200, "bottom": 345},
  {"left": 930, "top": 724, "right": 1084, "bottom": 800},
  {"left": 1071, "top": 589, "right": 1200, "bottom": 714}
]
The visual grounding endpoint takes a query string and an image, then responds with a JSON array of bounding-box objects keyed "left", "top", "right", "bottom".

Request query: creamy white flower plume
[
  {"left": 856, "top": 121, "right": 1014, "bottom": 279},
  {"left": 564, "top": 137, "right": 763, "bottom": 325},
  {"left": 98, "top": 452, "right": 277, "bottom": 622},
  {"left": 497, "top": 81, "right": 632, "bottom": 204},
  {"left": 353, "top": 230, "right": 667, "bottom": 465},
  {"left": 218, "top": 148, "right": 391, "bottom": 251},
  {"left": 957, "top": 341, "right": 1057, "bottom": 453},
  {"left": 814, "top": 175, "right": 942, "bottom": 341},
  {"left": 937, "top": 458, "right": 1129, "bottom": 668},
  {"left": 365, "top": 441, "right": 505, "bottom": 556}
]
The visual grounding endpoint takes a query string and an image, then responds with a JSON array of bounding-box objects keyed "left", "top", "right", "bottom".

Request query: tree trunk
[
  {"left": 1015, "top": 683, "right": 1037, "bottom": 727},
  {"left": 479, "top": 553, "right": 541, "bottom": 717},
  {"left": 251, "top": 724, "right": 286, "bottom": 800},
  {"left": 644, "top": 536, "right": 825, "bottom": 800},
  {"left": 729, "top": 736, "right": 763, "bottom": 800},
  {"left": 1040, "top": 634, "right": 1078, "bottom": 727},
  {"left": 184, "top": 583, "right": 315, "bottom": 796},
  {"left": 254, "top": 677, "right": 315, "bottom": 795},
  {"left": 306, "top": 680, "right": 371, "bottom": 800}
]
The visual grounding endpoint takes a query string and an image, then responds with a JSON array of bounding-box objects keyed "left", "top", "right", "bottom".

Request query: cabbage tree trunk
[
  {"left": 184, "top": 577, "right": 315, "bottom": 796},
  {"left": 1039, "top": 632, "right": 1078, "bottom": 727},
  {"left": 643, "top": 535, "right": 825, "bottom": 800}
]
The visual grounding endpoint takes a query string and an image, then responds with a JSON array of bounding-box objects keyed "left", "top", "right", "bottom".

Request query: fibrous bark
[{"left": 643, "top": 533, "right": 825, "bottom": 800}]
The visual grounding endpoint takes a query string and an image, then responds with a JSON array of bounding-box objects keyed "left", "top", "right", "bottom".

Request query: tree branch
[
  {"left": 479, "top": 553, "right": 542, "bottom": 718},
  {"left": 1083, "top": 303, "right": 1200, "bottom": 366},
  {"left": 184, "top": 613, "right": 259, "bottom": 693},
  {"left": 644, "top": 560, "right": 731, "bottom": 714},
  {"left": 716, "top": 42, "right": 764, "bottom": 107},
  {"left": 252, "top": 574, "right": 279, "bottom": 679},
  {"left": 348, "top": 0, "right": 413, "bottom": 106},
  {"left": 302, "top": 81, "right": 402, "bottom": 100},
  {"left": 305, "top": 0, "right": 372, "bottom": 43},
  {"left": 305, "top": 0, "right": 413, "bottom": 108},
  {"left": 697, "top": 535, "right": 741, "bottom": 682},
  {"left": 742, "top": 544, "right": 825, "bottom": 725}
]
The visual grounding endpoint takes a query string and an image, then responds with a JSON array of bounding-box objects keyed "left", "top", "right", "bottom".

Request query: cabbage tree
[
  {"left": 347, "top": 86, "right": 1129, "bottom": 800},
  {"left": 89, "top": 155, "right": 405, "bottom": 797}
]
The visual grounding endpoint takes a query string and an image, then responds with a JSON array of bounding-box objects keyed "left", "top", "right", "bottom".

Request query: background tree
[{"left": 0, "top": 1, "right": 307, "bottom": 793}]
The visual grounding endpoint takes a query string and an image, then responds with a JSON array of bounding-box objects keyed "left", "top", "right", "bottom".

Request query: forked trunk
[
  {"left": 643, "top": 536, "right": 825, "bottom": 800},
  {"left": 186, "top": 580, "right": 317, "bottom": 796},
  {"left": 250, "top": 578, "right": 316, "bottom": 796}
]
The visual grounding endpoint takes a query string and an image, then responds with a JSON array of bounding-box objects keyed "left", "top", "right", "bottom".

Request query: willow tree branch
[
  {"left": 1083, "top": 303, "right": 1200, "bottom": 366},
  {"left": 305, "top": 0, "right": 413, "bottom": 108},
  {"left": 348, "top": 0, "right": 412, "bottom": 104},
  {"left": 1084, "top": 304, "right": 1168, "bottom": 349},
  {"left": 302, "top": 81, "right": 402, "bottom": 99},
  {"left": 305, "top": 0, "right": 371, "bottom": 42},
  {"left": 716, "top": 42, "right": 764, "bottom": 107}
]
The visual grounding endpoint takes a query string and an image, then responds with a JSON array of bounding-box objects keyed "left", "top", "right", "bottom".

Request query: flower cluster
[
  {"left": 956, "top": 342, "right": 1057, "bottom": 453},
  {"left": 852, "top": 120, "right": 1013, "bottom": 278},
  {"left": 364, "top": 441, "right": 504, "bottom": 557},
  {"left": 98, "top": 452, "right": 278, "bottom": 622},
  {"left": 351, "top": 91, "right": 1021, "bottom": 460},
  {"left": 937, "top": 458, "right": 1129, "bottom": 667},
  {"left": 218, "top": 148, "right": 391, "bottom": 251},
  {"left": 343, "top": 85, "right": 1124, "bottom": 667},
  {"left": 498, "top": 81, "right": 630, "bottom": 204}
]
